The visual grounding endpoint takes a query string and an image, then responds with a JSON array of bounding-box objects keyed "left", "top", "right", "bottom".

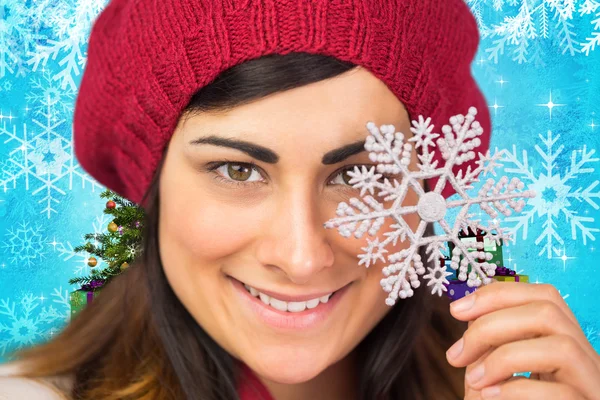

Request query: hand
[{"left": 445, "top": 281, "right": 600, "bottom": 399}]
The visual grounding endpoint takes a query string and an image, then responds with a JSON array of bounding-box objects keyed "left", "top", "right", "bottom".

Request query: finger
[
  {"left": 464, "top": 347, "right": 495, "bottom": 399},
  {"left": 447, "top": 300, "right": 590, "bottom": 368},
  {"left": 450, "top": 282, "right": 579, "bottom": 327},
  {"left": 465, "top": 369, "right": 527, "bottom": 400},
  {"left": 464, "top": 335, "right": 600, "bottom": 400},
  {"left": 479, "top": 378, "right": 584, "bottom": 400},
  {"left": 449, "top": 282, "right": 596, "bottom": 357}
]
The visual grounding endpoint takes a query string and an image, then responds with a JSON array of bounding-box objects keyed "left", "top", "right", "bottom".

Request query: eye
[
  {"left": 215, "top": 162, "right": 264, "bottom": 182},
  {"left": 329, "top": 167, "right": 355, "bottom": 186}
]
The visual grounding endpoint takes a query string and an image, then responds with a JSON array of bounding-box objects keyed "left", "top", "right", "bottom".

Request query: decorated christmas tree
[{"left": 68, "top": 189, "right": 145, "bottom": 318}]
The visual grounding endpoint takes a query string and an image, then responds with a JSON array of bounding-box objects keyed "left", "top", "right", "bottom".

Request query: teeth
[
  {"left": 305, "top": 298, "right": 320, "bottom": 309},
  {"left": 243, "top": 283, "right": 333, "bottom": 312},
  {"left": 287, "top": 301, "right": 306, "bottom": 312},
  {"left": 259, "top": 292, "right": 270, "bottom": 305},
  {"left": 269, "top": 298, "right": 287, "bottom": 312}
]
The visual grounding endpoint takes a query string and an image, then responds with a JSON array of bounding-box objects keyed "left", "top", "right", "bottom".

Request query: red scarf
[{"left": 237, "top": 362, "right": 274, "bottom": 400}]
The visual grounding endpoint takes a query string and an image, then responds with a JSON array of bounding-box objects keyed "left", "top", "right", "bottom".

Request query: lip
[{"left": 229, "top": 277, "right": 352, "bottom": 331}]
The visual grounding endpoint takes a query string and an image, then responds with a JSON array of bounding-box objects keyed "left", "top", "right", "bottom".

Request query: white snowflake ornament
[{"left": 324, "top": 107, "right": 537, "bottom": 306}]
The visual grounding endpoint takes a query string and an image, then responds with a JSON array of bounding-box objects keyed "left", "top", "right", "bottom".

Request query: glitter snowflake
[
  {"left": 502, "top": 130, "right": 599, "bottom": 258},
  {"left": 324, "top": 107, "right": 536, "bottom": 306}
]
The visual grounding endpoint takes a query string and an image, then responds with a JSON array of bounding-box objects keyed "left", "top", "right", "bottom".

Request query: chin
[{"left": 245, "top": 346, "right": 333, "bottom": 384}]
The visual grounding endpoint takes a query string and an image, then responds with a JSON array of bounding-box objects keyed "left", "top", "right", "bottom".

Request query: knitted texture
[{"left": 73, "top": 0, "right": 491, "bottom": 206}]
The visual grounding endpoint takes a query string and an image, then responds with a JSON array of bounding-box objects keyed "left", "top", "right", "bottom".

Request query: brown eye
[
  {"left": 227, "top": 163, "right": 253, "bottom": 181},
  {"left": 330, "top": 167, "right": 357, "bottom": 186},
  {"left": 341, "top": 169, "right": 353, "bottom": 185}
]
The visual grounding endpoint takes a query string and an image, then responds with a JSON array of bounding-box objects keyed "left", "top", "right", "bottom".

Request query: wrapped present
[
  {"left": 492, "top": 266, "right": 529, "bottom": 282},
  {"left": 69, "top": 279, "right": 105, "bottom": 319},
  {"left": 443, "top": 280, "right": 478, "bottom": 301}
]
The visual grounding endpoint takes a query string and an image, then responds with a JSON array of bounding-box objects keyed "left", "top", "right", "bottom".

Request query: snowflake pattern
[
  {"left": 583, "top": 323, "right": 600, "bottom": 347},
  {"left": 466, "top": 0, "right": 600, "bottom": 62},
  {"left": 0, "top": 103, "right": 99, "bottom": 218},
  {"left": 1, "top": 221, "right": 48, "bottom": 267},
  {"left": 26, "top": 0, "right": 109, "bottom": 91},
  {"left": 0, "top": 288, "right": 70, "bottom": 359},
  {"left": 502, "top": 131, "right": 600, "bottom": 258},
  {"left": 25, "top": 69, "right": 75, "bottom": 119},
  {"left": 0, "top": 0, "right": 107, "bottom": 87},
  {"left": 0, "top": 0, "right": 41, "bottom": 80},
  {"left": 324, "top": 107, "right": 536, "bottom": 306}
]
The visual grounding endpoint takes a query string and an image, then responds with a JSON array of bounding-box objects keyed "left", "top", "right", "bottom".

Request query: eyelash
[{"left": 203, "top": 161, "right": 381, "bottom": 189}]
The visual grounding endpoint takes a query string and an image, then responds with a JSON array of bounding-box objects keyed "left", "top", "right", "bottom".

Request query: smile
[
  {"left": 229, "top": 277, "right": 351, "bottom": 331},
  {"left": 243, "top": 283, "right": 335, "bottom": 313}
]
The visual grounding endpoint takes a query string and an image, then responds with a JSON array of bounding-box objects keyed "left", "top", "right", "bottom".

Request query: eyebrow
[{"left": 188, "top": 135, "right": 366, "bottom": 165}]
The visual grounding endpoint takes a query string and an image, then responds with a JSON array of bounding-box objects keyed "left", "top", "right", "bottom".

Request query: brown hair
[{"left": 9, "top": 53, "right": 467, "bottom": 400}]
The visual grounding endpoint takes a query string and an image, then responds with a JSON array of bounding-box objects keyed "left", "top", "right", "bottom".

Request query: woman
[{"left": 1, "top": 1, "right": 599, "bottom": 399}]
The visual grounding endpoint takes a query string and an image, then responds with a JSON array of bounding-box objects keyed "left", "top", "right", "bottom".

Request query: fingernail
[
  {"left": 467, "top": 363, "right": 485, "bottom": 385},
  {"left": 451, "top": 293, "right": 476, "bottom": 312},
  {"left": 481, "top": 385, "right": 501, "bottom": 398},
  {"left": 446, "top": 337, "right": 463, "bottom": 359}
]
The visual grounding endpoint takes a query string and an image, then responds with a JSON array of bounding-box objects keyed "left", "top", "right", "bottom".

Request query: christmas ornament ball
[
  {"left": 106, "top": 200, "right": 116, "bottom": 209},
  {"left": 108, "top": 222, "right": 118, "bottom": 232},
  {"left": 88, "top": 257, "right": 98, "bottom": 267},
  {"left": 120, "top": 262, "right": 129, "bottom": 271}
]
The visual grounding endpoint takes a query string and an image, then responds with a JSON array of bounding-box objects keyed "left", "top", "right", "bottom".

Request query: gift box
[
  {"left": 443, "top": 280, "right": 479, "bottom": 301},
  {"left": 69, "top": 279, "right": 105, "bottom": 319},
  {"left": 492, "top": 266, "right": 529, "bottom": 283},
  {"left": 493, "top": 275, "right": 529, "bottom": 283}
]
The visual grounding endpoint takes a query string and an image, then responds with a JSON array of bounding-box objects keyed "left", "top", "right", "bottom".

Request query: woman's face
[{"left": 158, "top": 66, "right": 422, "bottom": 385}]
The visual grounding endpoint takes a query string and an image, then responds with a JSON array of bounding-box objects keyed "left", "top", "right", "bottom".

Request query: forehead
[{"left": 177, "top": 67, "right": 409, "bottom": 153}]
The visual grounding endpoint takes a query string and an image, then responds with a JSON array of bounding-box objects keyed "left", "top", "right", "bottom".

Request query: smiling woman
[
  {"left": 0, "top": 0, "right": 492, "bottom": 399},
  {"left": 0, "top": 52, "right": 469, "bottom": 400}
]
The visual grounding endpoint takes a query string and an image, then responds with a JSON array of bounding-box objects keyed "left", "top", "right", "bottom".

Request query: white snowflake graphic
[
  {"left": 466, "top": 0, "right": 600, "bottom": 62},
  {"left": 25, "top": 69, "right": 75, "bottom": 119},
  {"left": 324, "top": 107, "right": 536, "bottom": 306},
  {"left": 579, "top": 0, "right": 600, "bottom": 54},
  {"left": 28, "top": 137, "right": 70, "bottom": 176},
  {"left": 0, "top": 0, "right": 43, "bottom": 80},
  {"left": 0, "top": 104, "right": 99, "bottom": 218},
  {"left": 27, "top": 0, "right": 109, "bottom": 91},
  {"left": 582, "top": 322, "right": 600, "bottom": 348},
  {"left": 0, "top": 288, "right": 70, "bottom": 358},
  {"left": 0, "top": 0, "right": 107, "bottom": 86},
  {"left": 502, "top": 130, "right": 599, "bottom": 258},
  {"left": 1, "top": 221, "right": 48, "bottom": 267}
]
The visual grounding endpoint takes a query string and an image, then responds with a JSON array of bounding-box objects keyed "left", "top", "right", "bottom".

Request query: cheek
[{"left": 159, "top": 192, "right": 266, "bottom": 263}]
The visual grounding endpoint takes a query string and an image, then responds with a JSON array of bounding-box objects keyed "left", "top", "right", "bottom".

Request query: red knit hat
[{"left": 73, "top": 0, "right": 491, "bottom": 206}]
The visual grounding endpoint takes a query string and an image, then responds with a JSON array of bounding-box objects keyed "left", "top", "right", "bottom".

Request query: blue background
[{"left": 0, "top": 0, "right": 598, "bottom": 361}]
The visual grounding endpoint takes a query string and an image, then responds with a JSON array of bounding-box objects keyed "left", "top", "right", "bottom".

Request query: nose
[{"left": 255, "top": 190, "right": 335, "bottom": 284}]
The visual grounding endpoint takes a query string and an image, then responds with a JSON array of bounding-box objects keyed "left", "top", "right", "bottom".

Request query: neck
[{"left": 258, "top": 350, "right": 359, "bottom": 400}]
